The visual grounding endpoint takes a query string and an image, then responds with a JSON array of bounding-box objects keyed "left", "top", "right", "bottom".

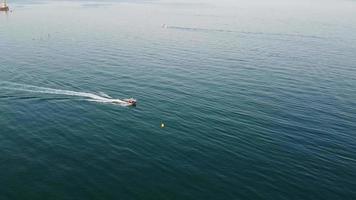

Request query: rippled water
[{"left": 1, "top": 0, "right": 356, "bottom": 199}]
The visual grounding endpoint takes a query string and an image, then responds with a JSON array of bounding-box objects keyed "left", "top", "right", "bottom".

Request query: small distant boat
[
  {"left": 110, "top": 98, "right": 137, "bottom": 106},
  {"left": 0, "top": 0, "right": 9, "bottom": 11},
  {"left": 123, "top": 98, "right": 137, "bottom": 106}
]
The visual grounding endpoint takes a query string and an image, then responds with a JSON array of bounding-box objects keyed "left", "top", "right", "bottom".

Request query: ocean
[{"left": 1, "top": 0, "right": 356, "bottom": 199}]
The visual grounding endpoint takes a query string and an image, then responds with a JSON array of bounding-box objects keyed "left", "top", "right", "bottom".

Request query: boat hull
[{"left": 0, "top": 6, "right": 9, "bottom": 11}]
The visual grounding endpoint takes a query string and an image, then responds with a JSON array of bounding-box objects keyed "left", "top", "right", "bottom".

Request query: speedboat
[
  {"left": 0, "top": 1, "right": 9, "bottom": 11},
  {"left": 123, "top": 98, "right": 137, "bottom": 106},
  {"left": 109, "top": 98, "right": 136, "bottom": 106}
]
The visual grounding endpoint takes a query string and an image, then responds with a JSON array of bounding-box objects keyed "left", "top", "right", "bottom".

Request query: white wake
[{"left": 0, "top": 81, "right": 130, "bottom": 106}]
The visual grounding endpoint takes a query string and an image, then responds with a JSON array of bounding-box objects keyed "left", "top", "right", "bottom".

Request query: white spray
[{"left": 0, "top": 81, "right": 131, "bottom": 106}]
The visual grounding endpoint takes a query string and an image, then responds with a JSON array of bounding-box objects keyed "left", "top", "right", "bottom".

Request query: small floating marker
[{"left": 161, "top": 123, "right": 165, "bottom": 128}]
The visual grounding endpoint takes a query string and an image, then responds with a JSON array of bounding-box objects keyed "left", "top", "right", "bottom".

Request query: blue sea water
[{"left": 1, "top": 0, "right": 356, "bottom": 199}]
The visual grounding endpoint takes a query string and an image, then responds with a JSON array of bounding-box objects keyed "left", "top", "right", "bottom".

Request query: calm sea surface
[{"left": 1, "top": 0, "right": 356, "bottom": 199}]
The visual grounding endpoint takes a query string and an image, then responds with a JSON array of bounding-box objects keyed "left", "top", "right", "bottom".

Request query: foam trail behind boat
[
  {"left": 0, "top": 81, "right": 130, "bottom": 106},
  {"left": 98, "top": 92, "right": 112, "bottom": 99}
]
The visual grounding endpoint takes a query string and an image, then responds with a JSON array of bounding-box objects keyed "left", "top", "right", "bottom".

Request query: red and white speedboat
[
  {"left": 123, "top": 98, "right": 137, "bottom": 106},
  {"left": 0, "top": 0, "right": 9, "bottom": 11},
  {"left": 109, "top": 98, "right": 136, "bottom": 106}
]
